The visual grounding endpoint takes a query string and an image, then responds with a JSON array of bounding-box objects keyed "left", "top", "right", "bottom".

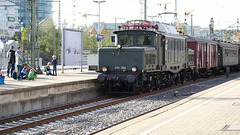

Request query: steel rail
[{"left": 0, "top": 96, "right": 111, "bottom": 125}]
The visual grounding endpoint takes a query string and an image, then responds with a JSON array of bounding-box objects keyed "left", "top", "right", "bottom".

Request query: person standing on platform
[
  {"left": 51, "top": 55, "right": 57, "bottom": 76},
  {"left": 6, "top": 45, "right": 15, "bottom": 77},
  {"left": 15, "top": 47, "right": 23, "bottom": 81}
]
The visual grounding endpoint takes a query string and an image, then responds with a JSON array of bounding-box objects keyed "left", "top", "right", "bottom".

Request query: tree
[
  {"left": 102, "top": 28, "right": 115, "bottom": 47},
  {"left": 39, "top": 18, "right": 61, "bottom": 56},
  {"left": 82, "top": 26, "right": 115, "bottom": 49},
  {"left": 82, "top": 26, "right": 98, "bottom": 49}
]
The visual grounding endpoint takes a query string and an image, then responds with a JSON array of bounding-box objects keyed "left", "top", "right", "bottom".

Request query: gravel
[{"left": 12, "top": 74, "right": 240, "bottom": 135}]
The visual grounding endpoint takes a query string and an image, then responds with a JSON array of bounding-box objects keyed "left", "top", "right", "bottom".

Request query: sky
[{"left": 52, "top": 0, "right": 240, "bottom": 29}]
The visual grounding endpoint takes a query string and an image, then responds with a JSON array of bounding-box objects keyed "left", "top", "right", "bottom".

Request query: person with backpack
[
  {"left": 6, "top": 45, "right": 15, "bottom": 77},
  {"left": 15, "top": 47, "right": 23, "bottom": 81}
]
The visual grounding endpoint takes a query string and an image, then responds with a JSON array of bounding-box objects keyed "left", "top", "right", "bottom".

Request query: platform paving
[
  {"left": 97, "top": 77, "right": 240, "bottom": 135},
  {"left": 0, "top": 69, "right": 99, "bottom": 93}
]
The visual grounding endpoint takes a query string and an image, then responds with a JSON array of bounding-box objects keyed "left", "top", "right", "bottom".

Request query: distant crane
[
  {"left": 185, "top": 9, "right": 194, "bottom": 16},
  {"left": 184, "top": 9, "right": 195, "bottom": 35},
  {"left": 79, "top": 12, "right": 99, "bottom": 26},
  {"left": 83, "top": 13, "right": 99, "bottom": 18}
]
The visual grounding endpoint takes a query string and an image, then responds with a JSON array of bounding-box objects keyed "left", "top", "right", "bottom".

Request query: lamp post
[
  {"left": 93, "top": 0, "right": 105, "bottom": 50},
  {"left": 2, "top": 6, "right": 8, "bottom": 70},
  {"left": 115, "top": 18, "right": 125, "bottom": 31}
]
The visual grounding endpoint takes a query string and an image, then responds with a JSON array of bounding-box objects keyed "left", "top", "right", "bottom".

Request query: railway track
[
  {"left": 0, "top": 73, "right": 234, "bottom": 134},
  {"left": 0, "top": 96, "right": 113, "bottom": 134}
]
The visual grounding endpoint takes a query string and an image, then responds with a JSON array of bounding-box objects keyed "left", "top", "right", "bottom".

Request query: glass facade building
[{"left": 9, "top": 0, "right": 52, "bottom": 27}]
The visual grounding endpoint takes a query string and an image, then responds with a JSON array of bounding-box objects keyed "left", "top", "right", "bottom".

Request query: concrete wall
[{"left": 0, "top": 79, "right": 102, "bottom": 118}]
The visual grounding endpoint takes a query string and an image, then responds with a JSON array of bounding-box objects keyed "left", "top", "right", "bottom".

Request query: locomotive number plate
[
  {"left": 114, "top": 66, "right": 127, "bottom": 70},
  {"left": 115, "top": 66, "right": 120, "bottom": 69},
  {"left": 121, "top": 66, "right": 127, "bottom": 70}
]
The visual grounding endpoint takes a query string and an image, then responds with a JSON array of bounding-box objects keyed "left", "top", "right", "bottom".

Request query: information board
[{"left": 62, "top": 28, "right": 83, "bottom": 71}]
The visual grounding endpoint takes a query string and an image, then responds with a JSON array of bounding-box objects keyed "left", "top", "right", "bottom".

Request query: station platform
[
  {"left": 0, "top": 69, "right": 98, "bottom": 93},
  {"left": 97, "top": 77, "right": 240, "bottom": 135},
  {"left": 0, "top": 70, "right": 101, "bottom": 118}
]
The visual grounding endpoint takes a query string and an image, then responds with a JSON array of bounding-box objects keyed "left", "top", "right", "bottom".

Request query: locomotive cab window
[
  {"left": 119, "top": 34, "right": 134, "bottom": 45},
  {"left": 137, "top": 34, "right": 152, "bottom": 46}
]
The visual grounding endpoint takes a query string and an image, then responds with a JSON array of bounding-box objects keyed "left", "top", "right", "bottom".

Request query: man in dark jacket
[
  {"left": 51, "top": 55, "right": 57, "bottom": 76},
  {"left": 6, "top": 45, "right": 15, "bottom": 77}
]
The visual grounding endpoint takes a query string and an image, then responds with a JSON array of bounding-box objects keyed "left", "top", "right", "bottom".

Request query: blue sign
[
  {"left": 111, "top": 36, "right": 115, "bottom": 42},
  {"left": 95, "top": 34, "right": 104, "bottom": 40},
  {"left": 1, "top": 36, "right": 9, "bottom": 43}
]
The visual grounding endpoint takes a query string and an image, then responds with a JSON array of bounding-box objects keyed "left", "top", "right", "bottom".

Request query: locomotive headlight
[
  {"left": 132, "top": 67, "right": 137, "bottom": 72},
  {"left": 117, "top": 44, "right": 122, "bottom": 49},
  {"left": 102, "top": 67, "right": 108, "bottom": 72}
]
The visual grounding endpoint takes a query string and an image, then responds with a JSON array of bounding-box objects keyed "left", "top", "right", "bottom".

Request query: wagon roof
[
  {"left": 187, "top": 36, "right": 216, "bottom": 44},
  {"left": 216, "top": 42, "right": 239, "bottom": 49}
]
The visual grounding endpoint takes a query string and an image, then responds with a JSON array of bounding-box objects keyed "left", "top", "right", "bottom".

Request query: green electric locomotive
[{"left": 97, "top": 20, "right": 193, "bottom": 94}]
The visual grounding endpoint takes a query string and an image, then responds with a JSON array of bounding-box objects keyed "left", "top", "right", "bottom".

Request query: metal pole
[
  {"left": 174, "top": 0, "right": 177, "bottom": 27},
  {"left": 58, "top": 1, "right": 61, "bottom": 65},
  {"left": 36, "top": 0, "right": 42, "bottom": 73},
  {"left": 3, "top": 7, "right": 6, "bottom": 70},
  {"left": 144, "top": 0, "right": 146, "bottom": 20},
  {"left": 53, "top": 25, "right": 56, "bottom": 55},
  {"left": 191, "top": 14, "right": 193, "bottom": 36},
  {"left": 93, "top": 0, "right": 105, "bottom": 49},
  {"left": 61, "top": 28, "right": 64, "bottom": 73},
  {"left": 81, "top": 32, "right": 83, "bottom": 72},
  {"left": 32, "top": 0, "right": 36, "bottom": 69},
  {"left": 115, "top": 18, "right": 116, "bottom": 31},
  {"left": 98, "top": 2, "right": 100, "bottom": 49},
  {"left": 237, "top": 18, "right": 239, "bottom": 44}
]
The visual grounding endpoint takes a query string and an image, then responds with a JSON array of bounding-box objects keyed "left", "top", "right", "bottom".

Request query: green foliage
[
  {"left": 9, "top": 32, "right": 18, "bottom": 41},
  {"left": 21, "top": 27, "right": 28, "bottom": 41},
  {"left": 102, "top": 29, "right": 115, "bottom": 47},
  {"left": 39, "top": 18, "right": 61, "bottom": 56},
  {"left": 82, "top": 26, "right": 97, "bottom": 49},
  {"left": 20, "top": 19, "right": 115, "bottom": 56},
  {"left": 82, "top": 26, "right": 115, "bottom": 49}
]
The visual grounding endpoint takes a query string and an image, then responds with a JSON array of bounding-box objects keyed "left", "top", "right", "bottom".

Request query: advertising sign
[{"left": 62, "top": 28, "right": 83, "bottom": 68}]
